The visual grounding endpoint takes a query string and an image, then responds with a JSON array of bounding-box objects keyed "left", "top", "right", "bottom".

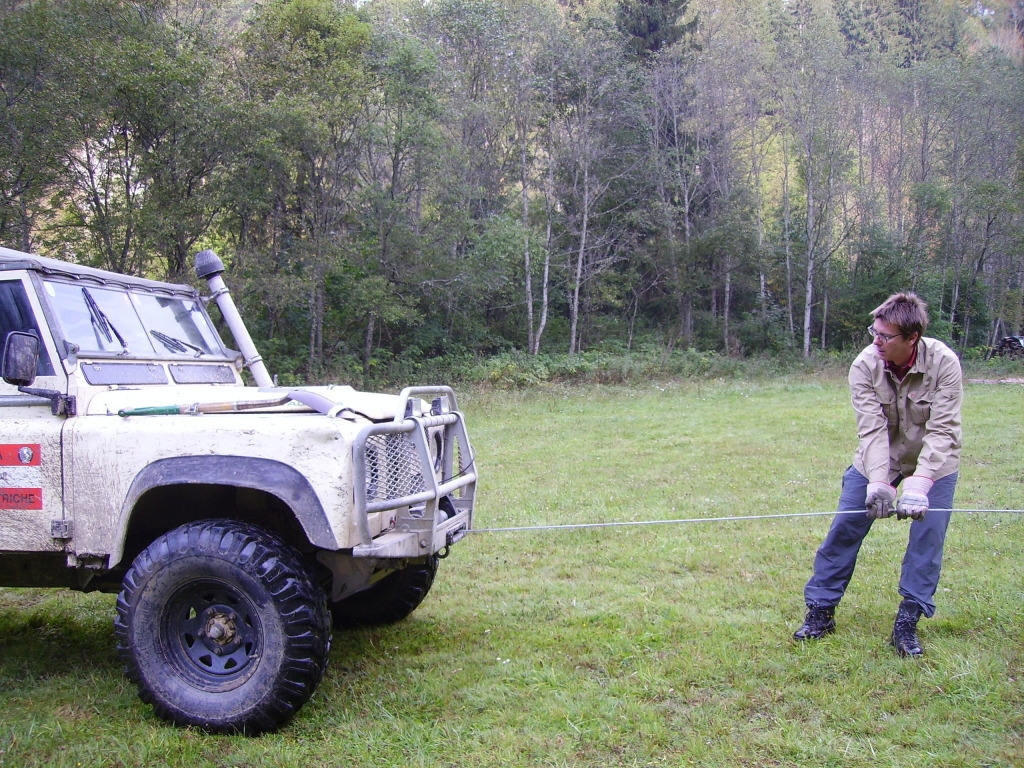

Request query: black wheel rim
[{"left": 163, "top": 579, "right": 262, "bottom": 686}]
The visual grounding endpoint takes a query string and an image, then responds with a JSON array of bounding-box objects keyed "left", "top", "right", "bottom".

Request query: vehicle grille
[{"left": 365, "top": 431, "right": 427, "bottom": 503}]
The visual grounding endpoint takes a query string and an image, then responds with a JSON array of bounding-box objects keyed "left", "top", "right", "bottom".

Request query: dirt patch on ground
[{"left": 967, "top": 378, "right": 1024, "bottom": 384}]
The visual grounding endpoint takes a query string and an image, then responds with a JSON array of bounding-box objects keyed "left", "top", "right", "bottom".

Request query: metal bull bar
[{"left": 352, "top": 387, "right": 477, "bottom": 558}]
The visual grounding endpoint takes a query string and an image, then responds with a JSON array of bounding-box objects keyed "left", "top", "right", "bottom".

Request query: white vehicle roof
[{"left": 0, "top": 246, "right": 200, "bottom": 297}]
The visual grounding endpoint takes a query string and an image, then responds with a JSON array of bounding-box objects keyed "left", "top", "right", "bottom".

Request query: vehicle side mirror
[{"left": 2, "top": 331, "right": 40, "bottom": 387}]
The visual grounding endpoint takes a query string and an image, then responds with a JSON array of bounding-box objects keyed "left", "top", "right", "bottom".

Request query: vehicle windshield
[{"left": 44, "top": 280, "right": 225, "bottom": 359}]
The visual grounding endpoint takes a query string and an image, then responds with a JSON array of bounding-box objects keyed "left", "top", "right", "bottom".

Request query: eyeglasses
[{"left": 867, "top": 326, "right": 900, "bottom": 343}]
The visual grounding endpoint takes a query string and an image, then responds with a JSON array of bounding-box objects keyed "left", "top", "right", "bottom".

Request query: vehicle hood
[{"left": 83, "top": 384, "right": 409, "bottom": 421}]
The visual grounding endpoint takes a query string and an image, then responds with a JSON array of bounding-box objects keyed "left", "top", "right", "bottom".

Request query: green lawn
[{"left": 1, "top": 376, "right": 1022, "bottom": 767}]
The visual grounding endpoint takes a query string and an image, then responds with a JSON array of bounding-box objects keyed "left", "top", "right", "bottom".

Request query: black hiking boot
[
  {"left": 890, "top": 599, "right": 924, "bottom": 657},
  {"left": 793, "top": 605, "right": 836, "bottom": 641}
]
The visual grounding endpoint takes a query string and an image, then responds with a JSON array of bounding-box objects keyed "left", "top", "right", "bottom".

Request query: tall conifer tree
[{"left": 615, "top": 0, "right": 697, "bottom": 62}]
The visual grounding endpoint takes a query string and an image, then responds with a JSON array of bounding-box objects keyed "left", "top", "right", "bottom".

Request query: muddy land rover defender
[{"left": 0, "top": 246, "right": 476, "bottom": 733}]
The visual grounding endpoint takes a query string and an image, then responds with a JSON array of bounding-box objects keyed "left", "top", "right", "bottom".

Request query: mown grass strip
[{"left": 1, "top": 377, "right": 1021, "bottom": 767}]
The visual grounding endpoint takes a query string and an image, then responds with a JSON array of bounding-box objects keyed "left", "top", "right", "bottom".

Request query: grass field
[{"left": 1, "top": 374, "right": 1022, "bottom": 767}]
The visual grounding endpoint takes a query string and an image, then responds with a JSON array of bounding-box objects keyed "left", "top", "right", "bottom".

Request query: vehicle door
[{"left": 0, "top": 273, "right": 68, "bottom": 552}]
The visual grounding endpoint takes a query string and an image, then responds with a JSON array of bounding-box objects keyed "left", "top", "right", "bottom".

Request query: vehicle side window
[{"left": 0, "top": 279, "right": 55, "bottom": 376}]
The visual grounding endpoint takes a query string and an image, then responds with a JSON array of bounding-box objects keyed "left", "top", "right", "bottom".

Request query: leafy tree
[
  {"left": 105, "top": 7, "right": 237, "bottom": 279},
  {"left": 503, "top": 0, "right": 564, "bottom": 355},
  {"left": 237, "top": 0, "right": 372, "bottom": 372},
  {"left": 549, "top": 18, "right": 649, "bottom": 354},
  {"left": 350, "top": 22, "right": 441, "bottom": 373},
  {"left": 0, "top": 0, "right": 82, "bottom": 251},
  {"left": 776, "top": 2, "right": 858, "bottom": 356}
]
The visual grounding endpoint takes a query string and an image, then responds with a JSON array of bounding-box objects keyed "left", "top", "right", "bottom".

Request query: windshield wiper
[
  {"left": 82, "top": 287, "right": 129, "bottom": 354},
  {"left": 151, "top": 330, "right": 205, "bottom": 357}
]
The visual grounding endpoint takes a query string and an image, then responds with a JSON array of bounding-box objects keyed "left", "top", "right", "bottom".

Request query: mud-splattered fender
[{"left": 111, "top": 455, "right": 337, "bottom": 565}]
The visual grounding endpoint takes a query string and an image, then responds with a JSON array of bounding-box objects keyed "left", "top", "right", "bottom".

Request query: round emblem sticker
[{"left": 18, "top": 446, "right": 34, "bottom": 464}]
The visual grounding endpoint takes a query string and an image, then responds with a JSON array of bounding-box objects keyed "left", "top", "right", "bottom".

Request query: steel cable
[{"left": 469, "top": 508, "right": 1024, "bottom": 534}]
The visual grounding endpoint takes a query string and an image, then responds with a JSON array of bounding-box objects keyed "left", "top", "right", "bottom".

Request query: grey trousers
[{"left": 803, "top": 466, "right": 957, "bottom": 618}]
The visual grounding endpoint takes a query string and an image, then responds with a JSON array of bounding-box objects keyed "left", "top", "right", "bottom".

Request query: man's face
[{"left": 872, "top": 319, "right": 918, "bottom": 366}]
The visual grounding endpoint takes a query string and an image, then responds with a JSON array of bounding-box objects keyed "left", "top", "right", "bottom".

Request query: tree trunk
[
  {"left": 723, "top": 251, "right": 732, "bottom": 355},
  {"left": 309, "top": 264, "right": 325, "bottom": 371},
  {"left": 521, "top": 140, "right": 535, "bottom": 354},
  {"left": 820, "top": 260, "right": 830, "bottom": 351},
  {"left": 802, "top": 175, "right": 816, "bottom": 359},
  {"left": 568, "top": 166, "right": 590, "bottom": 356},
  {"left": 531, "top": 156, "right": 555, "bottom": 355},
  {"left": 782, "top": 136, "right": 795, "bottom": 342},
  {"left": 363, "top": 313, "right": 375, "bottom": 382}
]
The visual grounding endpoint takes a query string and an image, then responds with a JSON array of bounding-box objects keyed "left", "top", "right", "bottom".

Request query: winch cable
[{"left": 469, "top": 508, "right": 1024, "bottom": 534}]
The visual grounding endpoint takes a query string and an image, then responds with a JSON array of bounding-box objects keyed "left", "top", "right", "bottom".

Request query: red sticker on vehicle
[
  {"left": 0, "top": 488, "right": 42, "bottom": 510},
  {"left": 0, "top": 444, "right": 41, "bottom": 466}
]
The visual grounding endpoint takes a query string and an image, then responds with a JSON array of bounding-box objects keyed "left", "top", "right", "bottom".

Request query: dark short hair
[{"left": 871, "top": 292, "right": 928, "bottom": 338}]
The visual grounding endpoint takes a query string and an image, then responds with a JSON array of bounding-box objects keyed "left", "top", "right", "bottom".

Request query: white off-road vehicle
[{"left": 0, "top": 246, "right": 476, "bottom": 733}]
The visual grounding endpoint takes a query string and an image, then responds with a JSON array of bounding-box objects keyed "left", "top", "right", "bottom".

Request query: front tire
[
  {"left": 114, "top": 520, "right": 331, "bottom": 734},
  {"left": 331, "top": 556, "right": 438, "bottom": 628}
]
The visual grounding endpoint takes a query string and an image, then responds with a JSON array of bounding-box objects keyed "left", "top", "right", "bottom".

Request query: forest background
[{"left": 2, "top": 0, "right": 1023, "bottom": 388}]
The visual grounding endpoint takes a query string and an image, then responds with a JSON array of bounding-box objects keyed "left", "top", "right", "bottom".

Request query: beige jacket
[{"left": 849, "top": 336, "right": 963, "bottom": 484}]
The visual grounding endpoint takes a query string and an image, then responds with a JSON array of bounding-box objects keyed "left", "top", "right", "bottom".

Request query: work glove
[
  {"left": 897, "top": 476, "right": 932, "bottom": 521},
  {"left": 864, "top": 482, "right": 897, "bottom": 519}
]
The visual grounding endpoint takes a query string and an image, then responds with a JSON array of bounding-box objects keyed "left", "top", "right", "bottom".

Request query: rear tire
[
  {"left": 114, "top": 519, "right": 331, "bottom": 734},
  {"left": 331, "top": 556, "right": 438, "bottom": 628}
]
